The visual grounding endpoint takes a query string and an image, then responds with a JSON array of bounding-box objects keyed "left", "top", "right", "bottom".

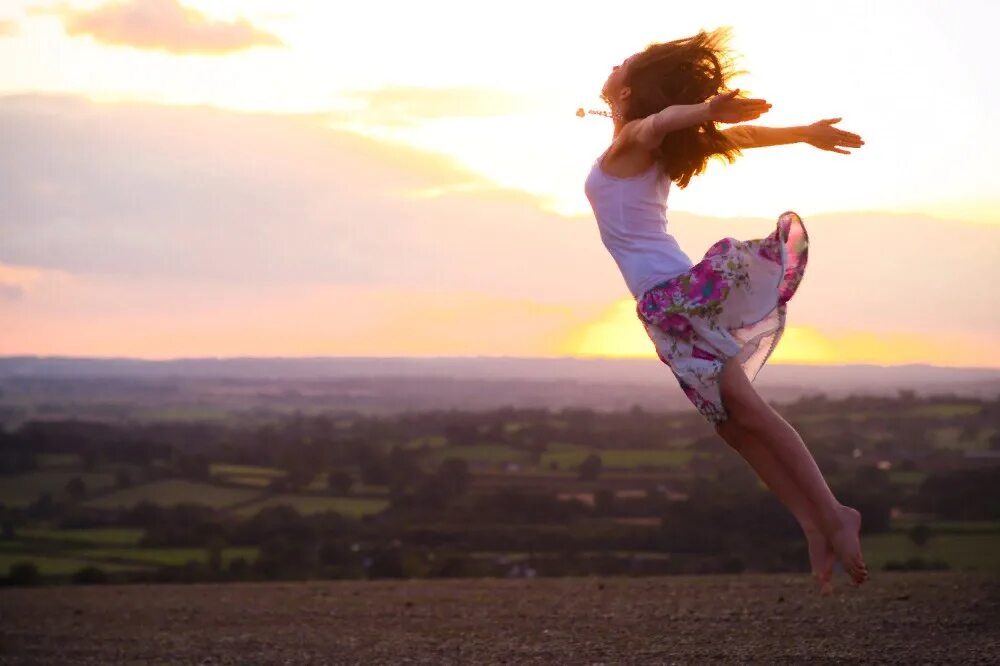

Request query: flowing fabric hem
[
  {"left": 634, "top": 210, "right": 810, "bottom": 426},
  {"left": 727, "top": 210, "right": 809, "bottom": 383}
]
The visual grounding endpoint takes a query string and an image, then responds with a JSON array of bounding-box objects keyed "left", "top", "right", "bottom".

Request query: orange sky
[{"left": 0, "top": 1, "right": 997, "bottom": 366}]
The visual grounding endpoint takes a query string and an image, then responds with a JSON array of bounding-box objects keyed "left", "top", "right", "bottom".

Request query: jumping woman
[{"left": 582, "top": 27, "right": 868, "bottom": 594}]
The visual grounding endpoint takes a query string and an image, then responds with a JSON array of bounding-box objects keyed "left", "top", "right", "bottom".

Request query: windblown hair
[{"left": 609, "top": 27, "right": 748, "bottom": 188}]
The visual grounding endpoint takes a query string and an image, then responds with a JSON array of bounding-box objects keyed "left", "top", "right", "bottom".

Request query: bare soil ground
[{"left": 2, "top": 572, "right": 998, "bottom": 664}]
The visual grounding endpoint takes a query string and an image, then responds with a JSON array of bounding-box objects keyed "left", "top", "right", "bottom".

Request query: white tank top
[{"left": 584, "top": 147, "right": 694, "bottom": 300}]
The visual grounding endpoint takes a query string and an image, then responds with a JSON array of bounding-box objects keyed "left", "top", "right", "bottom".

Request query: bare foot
[
  {"left": 827, "top": 505, "right": 868, "bottom": 586},
  {"left": 804, "top": 527, "right": 835, "bottom": 595}
]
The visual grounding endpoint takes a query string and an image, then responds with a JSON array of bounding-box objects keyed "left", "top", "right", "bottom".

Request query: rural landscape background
[
  {"left": 2, "top": 0, "right": 998, "bottom": 661},
  {"left": 2, "top": 356, "right": 998, "bottom": 586}
]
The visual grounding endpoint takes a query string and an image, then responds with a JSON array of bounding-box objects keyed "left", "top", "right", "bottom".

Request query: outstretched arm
[
  {"left": 725, "top": 119, "right": 865, "bottom": 154},
  {"left": 625, "top": 89, "right": 771, "bottom": 150},
  {"left": 722, "top": 125, "right": 807, "bottom": 149}
]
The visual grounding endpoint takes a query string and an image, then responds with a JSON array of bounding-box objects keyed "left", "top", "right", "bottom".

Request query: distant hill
[{"left": 2, "top": 356, "right": 998, "bottom": 400}]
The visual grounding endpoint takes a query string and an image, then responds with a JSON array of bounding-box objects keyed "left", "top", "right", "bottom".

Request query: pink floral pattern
[{"left": 636, "top": 211, "right": 809, "bottom": 426}]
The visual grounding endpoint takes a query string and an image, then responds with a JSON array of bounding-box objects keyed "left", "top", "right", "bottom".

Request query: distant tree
[
  {"left": 326, "top": 469, "right": 355, "bottom": 495},
  {"left": 443, "top": 423, "right": 479, "bottom": 448},
  {"left": 578, "top": 453, "right": 603, "bottom": 481},
  {"left": 176, "top": 453, "right": 210, "bottom": 480},
  {"left": 227, "top": 556, "right": 250, "bottom": 578},
  {"left": 359, "top": 451, "right": 391, "bottom": 485},
  {"left": 907, "top": 523, "right": 932, "bottom": 548},
  {"left": 7, "top": 562, "right": 40, "bottom": 586},
  {"left": 436, "top": 458, "right": 470, "bottom": 497},
  {"left": 367, "top": 545, "right": 405, "bottom": 579},
  {"left": 286, "top": 465, "right": 316, "bottom": 492},
  {"left": 115, "top": 468, "right": 132, "bottom": 489},
  {"left": 65, "top": 476, "right": 86, "bottom": 501},
  {"left": 594, "top": 488, "right": 615, "bottom": 515},
  {"left": 29, "top": 491, "right": 54, "bottom": 517},
  {"left": 81, "top": 449, "right": 99, "bottom": 471},
  {"left": 72, "top": 566, "right": 108, "bottom": 585},
  {"left": 854, "top": 465, "right": 890, "bottom": 491},
  {"left": 206, "top": 536, "right": 225, "bottom": 573},
  {"left": 268, "top": 476, "right": 291, "bottom": 493}
]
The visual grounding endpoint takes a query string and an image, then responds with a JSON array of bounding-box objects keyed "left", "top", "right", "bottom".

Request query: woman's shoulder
[{"left": 598, "top": 137, "right": 659, "bottom": 179}]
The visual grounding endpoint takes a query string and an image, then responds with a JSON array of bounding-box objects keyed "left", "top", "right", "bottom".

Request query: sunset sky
[{"left": 1, "top": 0, "right": 997, "bottom": 366}]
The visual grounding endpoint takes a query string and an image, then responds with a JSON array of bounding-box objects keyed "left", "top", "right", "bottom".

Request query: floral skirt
[{"left": 635, "top": 211, "right": 809, "bottom": 426}]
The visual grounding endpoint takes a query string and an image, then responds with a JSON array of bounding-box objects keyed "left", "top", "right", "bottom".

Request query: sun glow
[
  {"left": 1, "top": 0, "right": 997, "bottom": 363},
  {"left": 560, "top": 298, "right": 1000, "bottom": 367}
]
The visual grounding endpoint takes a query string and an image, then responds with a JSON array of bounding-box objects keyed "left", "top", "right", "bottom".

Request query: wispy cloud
[
  {"left": 0, "top": 262, "right": 47, "bottom": 301},
  {"left": 45, "top": 0, "right": 282, "bottom": 55}
]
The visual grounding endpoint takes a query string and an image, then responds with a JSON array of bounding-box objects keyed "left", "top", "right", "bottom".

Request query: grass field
[
  {"left": 889, "top": 518, "right": 1000, "bottom": 533},
  {"left": 0, "top": 471, "right": 118, "bottom": 507},
  {"left": 35, "top": 453, "right": 82, "bottom": 468},
  {"left": 18, "top": 527, "right": 146, "bottom": 546},
  {"left": 233, "top": 494, "right": 389, "bottom": 518},
  {"left": 67, "top": 546, "right": 259, "bottom": 567},
  {"left": 403, "top": 435, "right": 449, "bottom": 450},
  {"left": 428, "top": 444, "right": 528, "bottom": 465},
  {"left": 861, "top": 531, "right": 1000, "bottom": 573},
  {"left": 0, "top": 553, "right": 151, "bottom": 575},
  {"left": 209, "top": 463, "right": 286, "bottom": 479},
  {"left": 84, "top": 479, "right": 261, "bottom": 510},
  {"left": 887, "top": 470, "right": 927, "bottom": 486},
  {"left": 220, "top": 474, "right": 274, "bottom": 488},
  {"left": 540, "top": 448, "right": 696, "bottom": 470}
]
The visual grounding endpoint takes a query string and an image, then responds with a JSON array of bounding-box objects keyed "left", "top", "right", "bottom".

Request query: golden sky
[{"left": 1, "top": 0, "right": 998, "bottom": 366}]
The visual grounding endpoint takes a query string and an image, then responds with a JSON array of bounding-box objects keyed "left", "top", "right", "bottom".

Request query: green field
[
  {"left": 301, "top": 473, "right": 388, "bottom": 496},
  {"left": 861, "top": 532, "right": 1000, "bottom": 573},
  {"left": 887, "top": 470, "right": 928, "bottom": 486},
  {"left": 234, "top": 494, "right": 389, "bottom": 518},
  {"left": 0, "top": 553, "right": 151, "bottom": 576},
  {"left": 889, "top": 519, "right": 1000, "bottom": 533},
  {"left": 68, "top": 546, "right": 259, "bottom": 567},
  {"left": 18, "top": 527, "right": 146, "bottom": 546},
  {"left": 222, "top": 475, "right": 275, "bottom": 488},
  {"left": 84, "top": 479, "right": 261, "bottom": 510},
  {"left": 903, "top": 404, "right": 982, "bottom": 418},
  {"left": 210, "top": 463, "right": 286, "bottom": 479},
  {"left": 0, "top": 471, "right": 118, "bottom": 507},
  {"left": 36, "top": 453, "right": 82, "bottom": 468},
  {"left": 540, "top": 448, "right": 695, "bottom": 470},
  {"left": 428, "top": 444, "right": 529, "bottom": 465},
  {"left": 403, "top": 435, "right": 449, "bottom": 450}
]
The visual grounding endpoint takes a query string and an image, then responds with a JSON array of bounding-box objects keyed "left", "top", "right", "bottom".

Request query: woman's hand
[
  {"left": 804, "top": 118, "right": 865, "bottom": 154},
  {"left": 706, "top": 89, "right": 771, "bottom": 124}
]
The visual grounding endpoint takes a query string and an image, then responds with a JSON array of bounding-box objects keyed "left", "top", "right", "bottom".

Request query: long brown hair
[{"left": 612, "top": 27, "right": 748, "bottom": 188}]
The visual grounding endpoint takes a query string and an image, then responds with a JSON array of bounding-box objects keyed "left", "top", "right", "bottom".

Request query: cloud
[
  {"left": 0, "top": 19, "right": 18, "bottom": 37},
  {"left": 1, "top": 93, "right": 997, "bottom": 362},
  {"left": 0, "top": 262, "right": 47, "bottom": 301},
  {"left": 51, "top": 0, "right": 282, "bottom": 54},
  {"left": 0, "top": 93, "right": 617, "bottom": 305},
  {"left": 334, "top": 87, "right": 540, "bottom": 126}
]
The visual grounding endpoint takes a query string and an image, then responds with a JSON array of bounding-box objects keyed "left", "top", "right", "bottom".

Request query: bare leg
[
  {"left": 716, "top": 424, "right": 835, "bottom": 594},
  {"left": 714, "top": 356, "right": 868, "bottom": 585}
]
